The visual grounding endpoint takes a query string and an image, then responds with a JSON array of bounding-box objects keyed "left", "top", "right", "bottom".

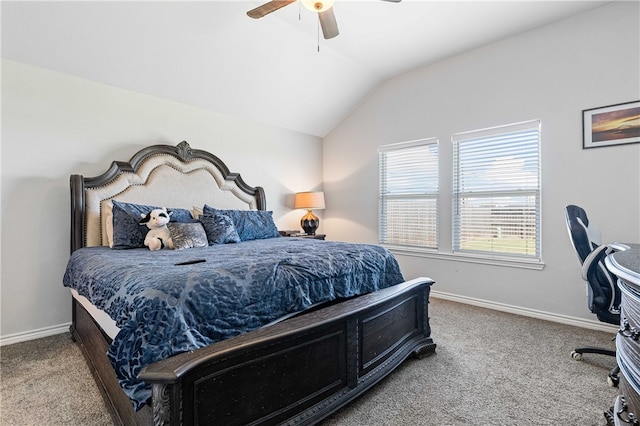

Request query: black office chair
[{"left": 564, "top": 204, "right": 623, "bottom": 386}]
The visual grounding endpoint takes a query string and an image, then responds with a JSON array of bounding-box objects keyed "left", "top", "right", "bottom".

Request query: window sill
[{"left": 385, "top": 245, "right": 545, "bottom": 271}]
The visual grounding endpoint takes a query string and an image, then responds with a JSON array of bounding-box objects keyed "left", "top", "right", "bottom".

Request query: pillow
[
  {"left": 192, "top": 206, "right": 204, "bottom": 220},
  {"left": 104, "top": 203, "right": 115, "bottom": 247},
  {"left": 202, "top": 205, "right": 280, "bottom": 241},
  {"left": 167, "top": 222, "right": 208, "bottom": 250},
  {"left": 200, "top": 213, "right": 241, "bottom": 245},
  {"left": 111, "top": 201, "right": 193, "bottom": 249}
]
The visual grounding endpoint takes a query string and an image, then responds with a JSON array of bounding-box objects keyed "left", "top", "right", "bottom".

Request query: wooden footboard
[{"left": 72, "top": 278, "right": 435, "bottom": 426}]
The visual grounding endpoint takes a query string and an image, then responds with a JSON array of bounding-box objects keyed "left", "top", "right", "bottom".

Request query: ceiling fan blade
[
  {"left": 380, "top": 0, "right": 401, "bottom": 2},
  {"left": 319, "top": 7, "right": 339, "bottom": 39},
  {"left": 247, "top": 0, "right": 296, "bottom": 19}
]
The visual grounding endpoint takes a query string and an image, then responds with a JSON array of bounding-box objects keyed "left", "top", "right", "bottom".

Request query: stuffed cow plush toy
[{"left": 139, "top": 208, "right": 174, "bottom": 250}]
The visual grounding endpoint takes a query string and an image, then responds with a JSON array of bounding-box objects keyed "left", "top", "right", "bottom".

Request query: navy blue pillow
[
  {"left": 112, "top": 201, "right": 193, "bottom": 249},
  {"left": 200, "top": 213, "right": 241, "bottom": 245},
  {"left": 202, "top": 205, "right": 280, "bottom": 242}
]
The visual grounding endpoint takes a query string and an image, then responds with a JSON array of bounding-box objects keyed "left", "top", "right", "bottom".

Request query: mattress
[{"left": 70, "top": 288, "right": 120, "bottom": 340}]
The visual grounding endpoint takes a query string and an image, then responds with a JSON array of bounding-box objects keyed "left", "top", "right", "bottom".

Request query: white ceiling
[{"left": 1, "top": 0, "right": 610, "bottom": 137}]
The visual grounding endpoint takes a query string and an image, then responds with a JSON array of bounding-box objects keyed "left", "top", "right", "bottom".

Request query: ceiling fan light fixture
[{"left": 300, "top": 0, "right": 335, "bottom": 13}]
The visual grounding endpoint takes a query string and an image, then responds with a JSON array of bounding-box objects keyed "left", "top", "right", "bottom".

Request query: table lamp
[{"left": 294, "top": 191, "right": 325, "bottom": 235}]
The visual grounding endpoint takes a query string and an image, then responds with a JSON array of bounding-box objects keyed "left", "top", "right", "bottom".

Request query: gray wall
[
  {"left": 323, "top": 1, "right": 640, "bottom": 324},
  {"left": 1, "top": 1, "right": 638, "bottom": 343},
  {"left": 0, "top": 61, "right": 323, "bottom": 342}
]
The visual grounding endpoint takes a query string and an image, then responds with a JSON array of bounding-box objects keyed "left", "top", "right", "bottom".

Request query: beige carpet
[{"left": 1, "top": 298, "right": 618, "bottom": 425}]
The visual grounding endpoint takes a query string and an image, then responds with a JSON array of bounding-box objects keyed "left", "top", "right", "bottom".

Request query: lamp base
[{"left": 301, "top": 209, "right": 319, "bottom": 235}]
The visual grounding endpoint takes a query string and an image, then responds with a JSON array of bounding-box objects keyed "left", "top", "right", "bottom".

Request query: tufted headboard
[{"left": 70, "top": 141, "right": 266, "bottom": 252}]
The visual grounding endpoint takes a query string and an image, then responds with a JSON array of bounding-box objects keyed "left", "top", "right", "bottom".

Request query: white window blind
[
  {"left": 379, "top": 139, "right": 439, "bottom": 249},
  {"left": 453, "top": 120, "right": 541, "bottom": 260}
]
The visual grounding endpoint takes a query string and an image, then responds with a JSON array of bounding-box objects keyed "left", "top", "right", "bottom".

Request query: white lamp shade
[{"left": 294, "top": 192, "right": 325, "bottom": 210}]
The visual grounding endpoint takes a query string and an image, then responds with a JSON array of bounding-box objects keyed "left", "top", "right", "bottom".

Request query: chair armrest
[
  {"left": 608, "top": 242, "right": 630, "bottom": 252},
  {"left": 581, "top": 244, "right": 609, "bottom": 281},
  {"left": 582, "top": 242, "right": 628, "bottom": 315},
  {"left": 581, "top": 242, "right": 629, "bottom": 281}
]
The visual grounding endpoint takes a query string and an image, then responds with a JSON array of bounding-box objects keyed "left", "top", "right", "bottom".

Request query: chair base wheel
[
  {"left": 608, "top": 365, "right": 620, "bottom": 388},
  {"left": 572, "top": 347, "right": 619, "bottom": 387}
]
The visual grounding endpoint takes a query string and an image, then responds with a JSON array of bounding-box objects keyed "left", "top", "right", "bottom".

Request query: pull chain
[{"left": 298, "top": 1, "right": 321, "bottom": 52}]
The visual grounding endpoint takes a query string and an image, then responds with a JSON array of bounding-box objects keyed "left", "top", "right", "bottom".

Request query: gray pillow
[{"left": 167, "top": 222, "right": 208, "bottom": 250}]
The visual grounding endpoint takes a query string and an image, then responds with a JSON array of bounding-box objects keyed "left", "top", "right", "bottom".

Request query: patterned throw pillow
[
  {"left": 200, "top": 213, "right": 241, "bottom": 245},
  {"left": 167, "top": 222, "right": 208, "bottom": 250},
  {"left": 111, "top": 201, "right": 193, "bottom": 249},
  {"left": 202, "top": 206, "right": 280, "bottom": 242}
]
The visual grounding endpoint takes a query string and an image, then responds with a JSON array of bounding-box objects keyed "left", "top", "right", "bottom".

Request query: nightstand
[
  {"left": 280, "top": 231, "right": 326, "bottom": 240},
  {"left": 297, "top": 234, "right": 326, "bottom": 240}
]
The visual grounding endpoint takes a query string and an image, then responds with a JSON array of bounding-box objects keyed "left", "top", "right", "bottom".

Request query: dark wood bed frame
[{"left": 69, "top": 141, "right": 436, "bottom": 425}]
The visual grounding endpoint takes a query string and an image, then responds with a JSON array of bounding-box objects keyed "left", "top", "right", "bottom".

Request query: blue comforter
[{"left": 63, "top": 238, "right": 404, "bottom": 410}]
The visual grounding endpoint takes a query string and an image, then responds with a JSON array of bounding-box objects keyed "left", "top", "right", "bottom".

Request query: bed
[{"left": 65, "top": 141, "right": 436, "bottom": 425}]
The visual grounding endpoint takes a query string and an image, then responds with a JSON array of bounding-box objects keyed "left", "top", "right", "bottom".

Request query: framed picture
[{"left": 582, "top": 100, "right": 640, "bottom": 149}]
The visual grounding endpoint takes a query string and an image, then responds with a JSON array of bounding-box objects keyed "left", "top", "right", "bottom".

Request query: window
[
  {"left": 379, "top": 139, "right": 439, "bottom": 249},
  {"left": 452, "top": 120, "right": 541, "bottom": 260}
]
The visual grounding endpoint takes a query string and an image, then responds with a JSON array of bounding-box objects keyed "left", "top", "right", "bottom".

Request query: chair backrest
[
  {"left": 564, "top": 204, "right": 620, "bottom": 323},
  {"left": 564, "top": 204, "right": 597, "bottom": 264}
]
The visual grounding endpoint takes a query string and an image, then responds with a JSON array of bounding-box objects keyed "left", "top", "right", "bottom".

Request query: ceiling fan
[{"left": 247, "top": 0, "right": 401, "bottom": 40}]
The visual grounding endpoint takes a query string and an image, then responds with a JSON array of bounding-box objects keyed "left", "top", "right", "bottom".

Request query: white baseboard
[
  {"left": 0, "top": 293, "right": 618, "bottom": 346},
  {"left": 430, "top": 290, "right": 619, "bottom": 333},
  {"left": 0, "top": 322, "right": 71, "bottom": 347}
]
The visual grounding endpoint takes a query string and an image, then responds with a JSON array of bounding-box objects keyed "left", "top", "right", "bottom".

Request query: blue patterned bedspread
[{"left": 63, "top": 238, "right": 404, "bottom": 410}]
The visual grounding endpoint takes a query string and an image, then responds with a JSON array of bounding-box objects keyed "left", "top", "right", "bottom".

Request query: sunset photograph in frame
[{"left": 583, "top": 100, "right": 640, "bottom": 149}]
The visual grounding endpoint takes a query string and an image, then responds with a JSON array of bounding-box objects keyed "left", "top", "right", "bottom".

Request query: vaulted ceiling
[{"left": 2, "top": 1, "right": 610, "bottom": 137}]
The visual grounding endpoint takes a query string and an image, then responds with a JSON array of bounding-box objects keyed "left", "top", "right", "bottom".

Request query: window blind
[
  {"left": 452, "top": 120, "right": 541, "bottom": 259},
  {"left": 379, "top": 139, "right": 439, "bottom": 248}
]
